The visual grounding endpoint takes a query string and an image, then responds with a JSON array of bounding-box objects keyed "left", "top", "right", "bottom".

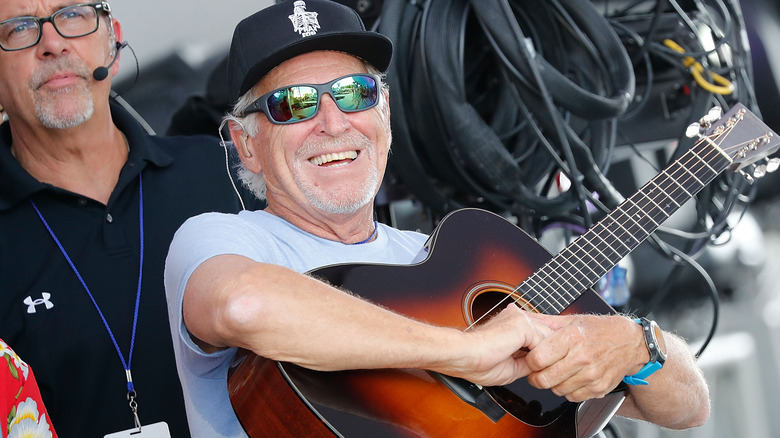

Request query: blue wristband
[{"left": 622, "top": 361, "right": 663, "bottom": 385}]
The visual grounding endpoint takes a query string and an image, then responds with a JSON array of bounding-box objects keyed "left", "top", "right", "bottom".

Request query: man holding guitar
[{"left": 164, "top": 1, "right": 711, "bottom": 436}]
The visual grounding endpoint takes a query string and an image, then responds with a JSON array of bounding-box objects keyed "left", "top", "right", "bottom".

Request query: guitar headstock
[{"left": 687, "top": 103, "right": 780, "bottom": 179}]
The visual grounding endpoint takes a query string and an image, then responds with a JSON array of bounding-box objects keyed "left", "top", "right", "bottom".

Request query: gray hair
[{"left": 223, "top": 61, "right": 390, "bottom": 201}]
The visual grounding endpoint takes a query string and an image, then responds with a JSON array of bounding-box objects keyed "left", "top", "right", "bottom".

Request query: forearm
[
  {"left": 184, "top": 255, "right": 470, "bottom": 373},
  {"left": 229, "top": 264, "right": 468, "bottom": 372},
  {"left": 183, "top": 255, "right": 551, "bottom": 387},
  {"left": 521, "top": 312, "right": 710, "bottom": 429},
  {"left": 617, "top": 332, "right": 711, "bottom": 429}
]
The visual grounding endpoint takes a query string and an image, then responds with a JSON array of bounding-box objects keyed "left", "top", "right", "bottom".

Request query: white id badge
[{"left": 103, "top": 421, "right": 171, "bottom": 438}]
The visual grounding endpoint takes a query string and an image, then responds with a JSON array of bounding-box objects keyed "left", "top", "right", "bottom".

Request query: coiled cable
[{"left": 379, "top": 0, "right": 634, "bottom": 220}]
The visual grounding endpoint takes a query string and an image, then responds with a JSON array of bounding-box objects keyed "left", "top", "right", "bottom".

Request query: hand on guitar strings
[
  {"left": 520, "top": 313, "right": 645, "bottom": 402},
  {"left": 449, "top": 304, "right": 553, "bottom": 387}
]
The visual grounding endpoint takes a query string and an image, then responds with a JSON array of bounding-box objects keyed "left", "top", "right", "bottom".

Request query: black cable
[
  {"left": 476, "top": 0, "right": 595, "bottom": 221},
  {"left": 610, "top": 0, "right": 659, "bottom": 17},
  {"left": 628, "top": 0, "right": 667, "bottom": 66},
  {"left": 378, "top": 0, "right": 757, "bottom": 359},
  {"left": 474, "top": 0, "right": 635, "bottom": 120},
  {"left": 610, "top": 20, "right": 656, "bottom": 120},
  {"left": 110, "top": 42, "right": 141, "bottom": 98},
  {"left": 645, "top": 238, "right": 720, "bottom": 359},
  {"left": 379, "top": 0, "right": 638, "bottom": 219},
  {"left": 380, "top": 0, "right": 462, "bottom": 215}
]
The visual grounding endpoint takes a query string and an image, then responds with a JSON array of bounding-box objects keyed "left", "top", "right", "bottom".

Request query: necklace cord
[{"left": 353, "top": 220, "right": 378, "bottom": 245}]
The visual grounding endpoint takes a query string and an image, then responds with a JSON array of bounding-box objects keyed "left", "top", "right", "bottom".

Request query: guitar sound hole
[{"left": 467, "top": 284, "right": 537, "bottom": 326}]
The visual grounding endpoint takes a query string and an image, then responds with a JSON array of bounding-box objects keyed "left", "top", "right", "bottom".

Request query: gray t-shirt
[{"left": 164, "top": 209, "right": 429, "bottom": 437}]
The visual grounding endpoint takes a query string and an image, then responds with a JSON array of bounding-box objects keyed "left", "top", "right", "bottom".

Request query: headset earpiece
[{"left": 216, "top": 118, "right": 247, "bottom": 211}]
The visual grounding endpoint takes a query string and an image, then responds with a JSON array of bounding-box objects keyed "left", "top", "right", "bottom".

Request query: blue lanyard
[{"left": 30, "top": 175, "right": 144, "bottom": 395}]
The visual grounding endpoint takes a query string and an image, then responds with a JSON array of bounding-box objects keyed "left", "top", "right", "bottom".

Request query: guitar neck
[{"left": 521, "top": 121, "right": 735, "bottom": 314}]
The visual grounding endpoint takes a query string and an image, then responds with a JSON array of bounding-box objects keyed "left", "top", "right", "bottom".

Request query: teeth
[{"left": 310, "top": 150, "right": 358, "bottom": 166}]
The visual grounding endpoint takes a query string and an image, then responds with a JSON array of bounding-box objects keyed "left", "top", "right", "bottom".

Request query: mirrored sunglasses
[{"left": 243, "top": 74, "right": 381, "bottom": 124}]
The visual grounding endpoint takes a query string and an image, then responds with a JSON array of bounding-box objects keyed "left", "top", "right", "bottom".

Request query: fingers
[
  {"left": 455, "top": 305, "right": 553, "bottom": 386},
  {"left": 523, "top": 326, "right": 586, "bottom": 397},
  {"left": 530, "top": 360, "right": 619, "bottom": 402},
  {"left": 521, "top": 314, "right": 635, "bottom": 401},
  {"left": 482, "top": 304, "right": 551, "bottom": 348},
  {"left": 457, "top": 308, "right": 631, "bottom": 397},
  {"left": 503, "top": 304, "right": 552, "bottom": 348},
  {"left": 523, "top": 311, "right": 575, "bottom": 330}
]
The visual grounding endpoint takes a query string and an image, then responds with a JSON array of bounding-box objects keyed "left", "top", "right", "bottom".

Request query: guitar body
[{"left": 229, "top": 208, "right": 626, "bottom": 437}]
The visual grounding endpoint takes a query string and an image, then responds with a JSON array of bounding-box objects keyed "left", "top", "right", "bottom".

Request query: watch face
[{"left": 651, "top": 320, "right": 668, "bottom": 360}]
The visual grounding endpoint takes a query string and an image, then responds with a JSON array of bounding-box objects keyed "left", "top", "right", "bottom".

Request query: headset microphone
[{"left": 93, "top": 41, "right": 127, "bottom": 81}]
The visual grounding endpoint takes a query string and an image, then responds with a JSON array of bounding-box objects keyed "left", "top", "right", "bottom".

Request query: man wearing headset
[
  {"left": 0, "top": 1, "right": 256, "bottom": 436},
  {"left": 165, "top": 0, "right": 711, "bottom": 436}
]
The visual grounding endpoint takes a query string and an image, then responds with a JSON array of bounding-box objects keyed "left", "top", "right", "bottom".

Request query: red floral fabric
[{"left": 1, "top": 338, "right": 57, "bottom": 438}]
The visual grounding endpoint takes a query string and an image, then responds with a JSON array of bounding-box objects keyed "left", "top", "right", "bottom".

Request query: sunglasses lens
[
  {"left": 262, "top": 75, "right": 379, "bottom": 124},
  {"left": 267, "top": 86, "right": 318, "bottom": 123},
  {"left": 332, "top": 75, "right": 378, "bottom": 112}
]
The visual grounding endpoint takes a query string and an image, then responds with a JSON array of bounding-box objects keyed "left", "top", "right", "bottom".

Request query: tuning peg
[
  {"left": 685, "top": 123, "right": 702, "bottom": 138},
  {"left": 753, "top": 163, "right": 768, "bottom": 179},
  {"left": 739, "top": 169, "right": 756, "bottom": 183},
  {"left": 751, "top": 158, "right": 778, "bottom": 179},
  {"left": 767, "top": 157, "right": 779, "bottom": 173},
  {"left": 702, "top": 106, "right": 723, "bottom": 124}
]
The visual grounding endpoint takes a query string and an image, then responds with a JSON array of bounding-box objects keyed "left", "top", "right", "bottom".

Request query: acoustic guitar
[{"left": 228, "top": 103, "right": 779, "bottom": 437}]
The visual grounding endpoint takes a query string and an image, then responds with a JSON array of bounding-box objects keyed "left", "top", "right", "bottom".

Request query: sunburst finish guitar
[{"left": 228, "top": 104, "right": 779, "bottom": 437}]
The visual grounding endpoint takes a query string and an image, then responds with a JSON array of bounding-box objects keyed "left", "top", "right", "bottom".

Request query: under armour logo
[{"left": 24, "top": 293, "right": 54, "bottom": 314}]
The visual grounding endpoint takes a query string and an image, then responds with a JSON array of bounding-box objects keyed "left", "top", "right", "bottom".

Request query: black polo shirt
[{"left": 0, "top": 100, "right": 256, "bottom": 437}]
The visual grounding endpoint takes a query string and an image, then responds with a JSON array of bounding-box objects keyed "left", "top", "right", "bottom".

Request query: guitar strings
[
  {"left": 464, "top": 111, "right": 763, "bottom": 331},
  {"left": 529, "top": 114, "right": 760, "bottom": 314},
  {"left": 469, "top": 120, "right": 728, "bottom": 326},
  {"left": 524, "top": 117, "right": 746, "bottom": 311}
]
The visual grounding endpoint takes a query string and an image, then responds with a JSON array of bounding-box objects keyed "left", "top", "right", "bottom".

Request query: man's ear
[
  {"left": 228, "top": 121, "right": 262, "bottom": 173},
  {"left": 109, "top": 18, "right": 123, "bottom": 76},
  {"left": 112, "top": 17, "right": 123, "bottom": 44},
  {"left": 381, "top": 89, "right": 391, "bottom": 124}
]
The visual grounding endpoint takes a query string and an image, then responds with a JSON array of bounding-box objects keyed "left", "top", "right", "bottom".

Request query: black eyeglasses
[
  {"left": 0, "top": 2, "right": 111, "bottom": 52},
  {"left": 242, "top": 74, "right": 381, "bottom": 124}
]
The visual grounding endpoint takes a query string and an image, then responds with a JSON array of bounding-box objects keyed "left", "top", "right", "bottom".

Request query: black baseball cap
[{"left": 227, "top": 0, "right": 393, "bottom": 102}]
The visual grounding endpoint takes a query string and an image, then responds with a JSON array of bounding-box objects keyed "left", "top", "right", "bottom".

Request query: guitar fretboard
[{"left": 518, "top": 125, "right": 735, "bottom": 314}]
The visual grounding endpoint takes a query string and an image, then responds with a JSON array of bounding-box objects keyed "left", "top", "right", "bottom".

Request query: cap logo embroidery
[{"left": 289, "top": 0, "right": 320, "bottom": 37}]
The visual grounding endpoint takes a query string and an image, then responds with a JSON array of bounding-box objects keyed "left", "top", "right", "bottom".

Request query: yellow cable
[{"left": 663, "top": 39, "right": 734, "bottom": 95}]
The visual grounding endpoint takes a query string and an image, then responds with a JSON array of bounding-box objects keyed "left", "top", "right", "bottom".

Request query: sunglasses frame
[{"left": 242, "top": 73, "right": 382, "bottom": 124}]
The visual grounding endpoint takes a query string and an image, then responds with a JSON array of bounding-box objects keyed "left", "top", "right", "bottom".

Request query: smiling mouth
[{"left": 309, "top": 150, "right": 359, "bottom": 166}]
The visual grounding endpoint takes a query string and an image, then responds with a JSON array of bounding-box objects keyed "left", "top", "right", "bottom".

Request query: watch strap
[
  {"left": 622, "top": 317, "right": 664, "bottom": 385},
  {"left": 622, "top": 361, "right": 662, "bottom": 385}
]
